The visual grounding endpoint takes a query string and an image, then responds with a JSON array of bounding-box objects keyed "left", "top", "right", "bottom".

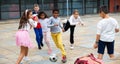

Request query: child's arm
[
  {"left": 59, "top": 18, "right": 64, "bottom": 29},
  {"left": 115, "top": 20, "right": 119, "bottom": 33},
  {"left": 47, "top": 18, "right": 55, "bottom": 28},
  {"left": 29, "top": 19, "right": 37, "bottom": 28},
  {"left": 78, "top": 16, "right": 84, "bottom": 26}
]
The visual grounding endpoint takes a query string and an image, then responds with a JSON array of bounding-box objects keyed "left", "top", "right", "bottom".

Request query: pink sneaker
[{"left": 48, "top": 49, "right": 52, "bottom": 55}]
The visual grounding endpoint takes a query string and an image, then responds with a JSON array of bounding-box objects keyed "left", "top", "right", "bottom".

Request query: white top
[
  {"left": 20, "top": 23, "right": 31, "bottom": 31},
  {"left": 69, "top": 15, "right": 83, "bottom": 25},
  {"left": 20, "top": 19, "right": 37, "bottom": 31},
  {"left": 39, "top": 18, "right": 50, "bottom": 32},
  {"left": 29, "top": 19, "right": 37, "bottom": 28},
  {"left": 97, "top": 17, "right": 119, "bottom": 42}
]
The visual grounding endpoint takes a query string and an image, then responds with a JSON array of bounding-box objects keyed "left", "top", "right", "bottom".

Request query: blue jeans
[{"left": 34, "top": 28, "right": 43, "bottom": 47}]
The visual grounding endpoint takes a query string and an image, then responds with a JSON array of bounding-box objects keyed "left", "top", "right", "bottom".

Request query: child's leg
[
  {"left": 44, "top": 32, "right": 52, "bottom": 54},
  {"left": 56, "top": 32, "right": 67, "bottom": 63},
  {"left": 97, "top": 40, "right": 106, "bottom": 59},
  {"left": 64, "top": 20, "right": 70, "bottom": 31},
  {"left": 34, "top": 28, "right": 41, "bottom": 48},
  {"left": 56, "top": 32, "right": 66, "bottom": 56},
  {"left": 39, "top": 28, "right": 43, "bottom": 46},
  {"left": 24, "top": 47, "right": 30, "bottom": 61},
  {"left": 25, "top": 47, "right": 28, "bottom": 57},
  {"left": 51, "top": 33, "right": 60, "bottom": 48},
  {"left": 107, "top": 41, "right": 114, "bottom": 58},
  {"left": 70, "top": 25, "right": 75, "bottom": 44},
  {"left": 98, "top": 54, "right": 103, "bottom": 60},
  {"left": 16, "top": 46, "right": 26, "bottom": 64}
]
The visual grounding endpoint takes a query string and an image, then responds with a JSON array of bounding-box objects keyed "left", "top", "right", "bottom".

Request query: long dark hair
[
  {"left": 18, "top": 9, "right": 32, "bottom": 29},
  {"left": 38, "top": 11, "right": 48, "bottom": 19}
]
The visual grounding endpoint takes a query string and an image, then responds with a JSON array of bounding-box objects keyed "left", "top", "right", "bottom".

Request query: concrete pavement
[{"left": 0, "top": 13, "right": 120, "bottom": 64}]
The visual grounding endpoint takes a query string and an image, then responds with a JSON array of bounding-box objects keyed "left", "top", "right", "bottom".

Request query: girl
[
  {"left": 63, "top": 9, "right": 84, "bottom": 49},
  {"left": 15, "top": 9, "right": 36, "bottom": 64},
  {"left": 38, "top": 11, "right": 52, "bottom": 54}
]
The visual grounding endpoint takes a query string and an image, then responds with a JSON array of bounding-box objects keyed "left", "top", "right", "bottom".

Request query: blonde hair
[
  {"left": 73, "top": 9, "right": 79, "bottom": 14},
  {"left": 33, "top": 4, "right": 39, "bottom": 8}
]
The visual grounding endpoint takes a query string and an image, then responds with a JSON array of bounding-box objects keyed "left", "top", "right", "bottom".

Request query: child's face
[
  {"left": 73, "top": 12, "right": 79, "bottom": 19},
  {"left": 28, "top": 12, "right": 33, "bottom": 18},
  {"left": 99, "top": 11, "right": 105, "bottom": 18},
  {"left": 53, "top": 11, "right": 59, "bottom": 18},
  {"left": 40, "top": 14, "right": 45, "bottom": 19},
  {"left": 34, "top": 7, "right": 39, "bottom": 12}
]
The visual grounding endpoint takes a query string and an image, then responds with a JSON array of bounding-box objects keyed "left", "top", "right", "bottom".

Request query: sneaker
[
  {"left": 20, "top": 63, "right": 23, "bottom": 64},
  {"left": 48, "top": 49, "right": 52, "bottom": 55},
  {"left": 38, "top": 46, "right": 42, "bottom": 50},
  {"left": 23, "top": 57, "right": 30, "bottom": 61},
  {"left": 41, "top": 43, "right": 44, "bottom": 47},
  {"left": 70, "top": 44, "right": 74, "bottom": 50},
  {"left": 61, "top": 56, "right": 67, "bottom": 63}
]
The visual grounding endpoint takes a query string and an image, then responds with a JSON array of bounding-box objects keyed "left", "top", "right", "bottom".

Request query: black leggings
[{"left": 64, "top": 21, "right": 76, "bottom": 44}]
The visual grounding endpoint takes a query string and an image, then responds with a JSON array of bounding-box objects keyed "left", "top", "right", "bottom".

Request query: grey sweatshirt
[{"left": 48, "top": 16, "right": 63, "bottom": 33}]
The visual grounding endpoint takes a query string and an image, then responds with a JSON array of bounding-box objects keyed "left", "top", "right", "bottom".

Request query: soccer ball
[{"left": 49, "top": 54, "right": 57, "bottom": 62}]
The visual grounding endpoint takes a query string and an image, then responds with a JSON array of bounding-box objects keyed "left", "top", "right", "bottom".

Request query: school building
[{"left": 0, "top": 0, "right": 120, "bottom": 20}]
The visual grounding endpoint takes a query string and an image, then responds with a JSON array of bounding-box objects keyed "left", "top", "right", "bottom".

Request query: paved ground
[{"left": 0, "top": 13, "right": 120, "bottom": 64}]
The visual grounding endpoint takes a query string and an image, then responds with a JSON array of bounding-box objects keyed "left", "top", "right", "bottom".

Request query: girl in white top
[
  {"left": 15, "top": 9, "right": 37, "bottom": 64},
  {"left": 63, "top": 9, "right": 84, "bottom": 49},
  {"left": 38, "top": 11, "right": 52, "bottom": 54}
]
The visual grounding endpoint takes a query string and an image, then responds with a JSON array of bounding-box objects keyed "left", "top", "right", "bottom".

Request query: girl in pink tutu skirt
[{"left": 15, "top": 9, "right": 37, "bottom": 64}]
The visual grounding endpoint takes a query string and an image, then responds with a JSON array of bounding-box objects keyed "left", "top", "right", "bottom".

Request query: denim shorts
[{"left": 98, "top": 40, "right": 114, "bottom": 54}]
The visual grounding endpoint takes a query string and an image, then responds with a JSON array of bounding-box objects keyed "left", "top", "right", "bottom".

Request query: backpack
[{"left": 74, "top": 53, "right": 104, "bottom": 64}]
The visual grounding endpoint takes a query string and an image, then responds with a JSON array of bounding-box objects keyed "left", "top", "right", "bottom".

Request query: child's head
[
  {"left": 21, "top": 9, "right": 32, "bottom": 21},
  {"left": 32, "top": 14, "right": 38, "bottom": 21},
  {"left": 18, "top": 9, "right": 32, "bottom": 29},
  {"left": 99, "top": 6, "right": 109, "bottom": 18},
  {"left": 33, "top": 4, "right": 40, "bottom": 12},
  {"left": 73, "top": 9, "right": 79, "bottom": 19},
  {"left": 52, "top": 9, "right": 59, "bottom": 18},
  {"left": 38, "top": 11, "right": 48, "bottom": 19}
]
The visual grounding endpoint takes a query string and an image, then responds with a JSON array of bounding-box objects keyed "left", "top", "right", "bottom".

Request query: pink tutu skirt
[{"left": 15, "top": 30, "right": 34, "bottom": 48}]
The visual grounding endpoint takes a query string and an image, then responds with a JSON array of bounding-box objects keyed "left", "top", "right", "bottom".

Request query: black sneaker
[
  {"left": 41, "top": 43, "right": 44, "bottom": 47},
  {"left": 38, "top": 46, "right": 41, "bottom": 50}
]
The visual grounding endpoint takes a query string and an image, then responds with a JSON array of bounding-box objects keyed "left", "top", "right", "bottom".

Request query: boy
[
  {"left": 48, "top": 9, "right": 67, "bottom": 63},
  {"left": 33, "top": 4, "right": 40, "bottom": 14},
  {"left": 93, "top": 6, "right": 119, "bottom": 59},
  {"left": 32, "top": 14, "right": 43, "bottom": 49}
]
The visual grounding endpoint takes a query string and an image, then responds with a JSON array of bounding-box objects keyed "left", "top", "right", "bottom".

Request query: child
[
  {"left": 38, "top": 11, "right": 52, "bottom": 54},
  {"left": 48, "top": 9, "right": 67, "bottom": 63},
  {"left": 32, "top": 14, "right": 43, "bottom": 50},
  {"left": 15, "top": 9, "right": 36, "bottom": 64},
  {"left": 63, "top": 9, "right": 84, "bottom": 49},
  {"left": 33, "top": 4, "right": 40, "bottom": 14},
  {"left": 93, "top": 6, "right": 119, "bottom": 59}
]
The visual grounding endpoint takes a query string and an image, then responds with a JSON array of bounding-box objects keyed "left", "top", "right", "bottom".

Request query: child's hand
[
  {"left": 54, "top": 24, "right": 58, "bottom": 26},
  {"left": 81, "top": 23, "right": 84, "bottom": 26},
  {"left": 62, "top": 28, "right": 65, "bottom": 32},
  {"left": 78, "top": 23, "right": 84, "bottom": 26},
  {"left": 93, "top": 43, "right": 98, "bottom": 49}
]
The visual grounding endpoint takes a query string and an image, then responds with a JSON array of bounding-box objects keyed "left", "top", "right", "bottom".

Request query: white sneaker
[
  {"left": 23, "top": 57, "right": 30, "bottom": 61},
  {"left": 70, "top": 44, "right": 74, "bottom": 50}
]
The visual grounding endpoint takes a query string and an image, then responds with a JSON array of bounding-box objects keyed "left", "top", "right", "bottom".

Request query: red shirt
[{"left": 36, "top": 22, "right": 42, "bottom": 29}]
